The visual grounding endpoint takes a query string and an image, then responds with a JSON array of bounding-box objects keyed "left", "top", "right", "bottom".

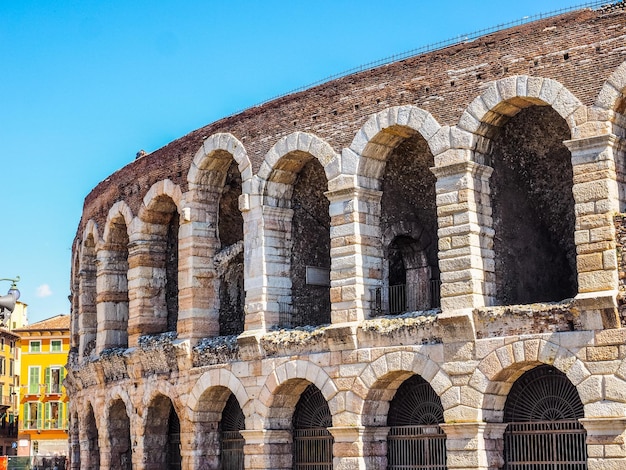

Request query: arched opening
[
  {"left": 220, "top": 394, "right": 245, "bottom": 470},
  {"left": 290, "top": 160, "right": 331, "bottom": 327},
  {"left": 98, "top": 215, "right": 129, "bottom": 349},
  {"left": 387, "top": 375, "right": 446, "bottom": 470},
  {"left": 503, "top": 365, "right": 586, "bottom": 468},
  {"left": 376, "top": 133, "right": 439, "bottom": 315},
  {"left": 165, "top": 215, "right": 179, "bottom": 332},
  {"left": 292, "top": 384, "right": 333, "bottom": 470},
  {"left": 218, "top": 161, "right": 245, "bottom": 336},
  {"left": 144, "top": 396, "right": 181, "bottom": 470},
  {"left": 140, "top": 195, "right": 179, "bottom": 335},
  {"left": 108, "top": 399, "right": 132, "bottom": 470},
  {"left": 85, "top": 404, "right": 100, "bottom": 470},
  {"left": 490, "top": 106, "right": 577, "bottom": 305}
]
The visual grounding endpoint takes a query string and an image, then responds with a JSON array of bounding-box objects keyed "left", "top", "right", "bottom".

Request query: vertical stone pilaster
[
  {"left": 243, "top": 204, "right": 293, "bottom": 332},
  {"left": 78, "top": 265, "right": 97, "bottom": 359},
  {"left": 432, "top": 161, "right": 495, "bottom": 312},
  {"left": 241, "top": 429, "right": 292, "bottom": 470},
  {"left": 95, "top": 250, "right": 129, "bottom": 353},
  {"left": 177, "top": 197, "right": 221, "bottom": 340},
  {"left": 127, "top": 229, "right": 167, "bottom": 346},
  {"left": 432, "top": 160, "right": 494, "bottom": 341},
  {"left": 580, "top": 417, "right": 626, "bottom": 470},
  {"left": 326, "top": 179, "right": 382, "bottom": 323},
  {"left": 565, "top": 134, "right": 621, "bottom": 329},
  {"left": 440, "top": 422, "right": 507, "bottom": 470},
  {"left": 329, "top": 426, "right": 389, "bottom": 470}
]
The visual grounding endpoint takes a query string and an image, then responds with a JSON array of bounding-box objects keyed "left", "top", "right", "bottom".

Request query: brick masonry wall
[{"left": 77, "top": 7, "right": 626, "bottom": 238}]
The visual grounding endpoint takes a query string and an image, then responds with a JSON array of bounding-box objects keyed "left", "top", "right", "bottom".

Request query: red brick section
[{"left": 78, "top": 7, "right": 626, "bottom": 240}]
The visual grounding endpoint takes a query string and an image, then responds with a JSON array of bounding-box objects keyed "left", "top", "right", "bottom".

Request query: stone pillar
[
  {"left": 78, "top": 264, "right": 97, "bottom": 359},
  {"left": 565, "top": 134, "right": 621, "bottom": 329},
  {"left": 177, "top": 195, "right": 221, "bottom": 341},
  {"left": 329, "top": 426, "right": 389, "bottom": 470},
  {"left": 127, "top": 229, "right": 168, "bottom": 346},
  {"left": 431, "top": 161, "right": 494, "bottom": 342},
  {"left": 241, "top": 429, "right": 292, "bottom": 470},
  {"left": 326, "top": 179, "right": 383, "bottom": 323},
  {"left": 580, "top": 417, "right": 626, "bottom": 469},
  {"left": 243, "top": 204, "right": 294, "bottom": 332},
  {"left": 95, "top": 250, "right": 129, "bottom": 353},
  {"left": 440, "top": 422, "right": 507, "bottom": 470}
]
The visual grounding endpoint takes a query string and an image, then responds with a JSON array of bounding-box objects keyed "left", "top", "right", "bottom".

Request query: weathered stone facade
[{"left": 68, "top": 3, "right": 626, "bottom": 469}]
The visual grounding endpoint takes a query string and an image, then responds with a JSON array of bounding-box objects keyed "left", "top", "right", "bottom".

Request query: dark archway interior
[
  {"left": 490, "top": 106, "right": 577, "bottom": 305},
  {"left": 290, "top": 159, "right": 331, "bottom": 327},
  {"left": 165, "top": 215, "right": 179, "bottom": 332},
  {"left": 86, "top": 405, "right": 100, "bottom": 470},
  {"left": 380, "top": 134, "right": 439, "bottom": 313},
  {"left": 218, "top": 161, "right": 245, "bottom": 335},
  {"left": 108, "top": 400, "right": 132, "bottom": 470}
]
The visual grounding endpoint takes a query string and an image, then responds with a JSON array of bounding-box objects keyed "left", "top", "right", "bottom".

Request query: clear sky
[{"left": 0, "top": 0, "right": 585, "bottom": 324}]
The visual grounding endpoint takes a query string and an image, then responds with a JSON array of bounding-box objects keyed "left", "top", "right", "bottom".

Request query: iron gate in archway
[{"left": 503, "top": 365, "right": 587, "bottom": 469}]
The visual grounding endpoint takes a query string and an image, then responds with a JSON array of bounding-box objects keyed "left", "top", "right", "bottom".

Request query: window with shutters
[
  {"left": 45, "top": 402, "right": 63, "bottom": 429},
  {"left": 0, "top": 358, "right": 5, "bottom": 376},
  {"left": 45, "top": 366, "right": 64, "bottom": 395},
  {"left": 29, "top": 341, "right": 41, "bottom": 353},
  {"left": 24, "top": 402, "right": 41, "bottom": 430},
  {"left": 28, "top": 366, "right": 40, "bottom": 395},
  {"left": 50, "top": 340, "right": 62, "bottom": 352}
]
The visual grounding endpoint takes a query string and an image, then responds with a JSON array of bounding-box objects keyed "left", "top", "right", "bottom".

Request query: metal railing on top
[
  {"left": 229, "top": 1, "right": 622, "bottom": 117},
  {"left": 371, "top": 280, "right": 441, "bottom": 316}
]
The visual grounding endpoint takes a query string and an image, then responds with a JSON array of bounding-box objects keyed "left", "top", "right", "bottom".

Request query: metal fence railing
[
  {"left": 387, "top": 424, "right": 447, "bottom": 470},
  {"left": 504, "top": 420, "right": 587, "bottom": 469}
]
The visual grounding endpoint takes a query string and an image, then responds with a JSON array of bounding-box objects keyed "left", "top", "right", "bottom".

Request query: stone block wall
[{"left": 67, "top": 4, "right": 626, "bottom": 470}]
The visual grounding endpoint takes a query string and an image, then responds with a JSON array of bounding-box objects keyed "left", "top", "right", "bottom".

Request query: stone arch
[
  {"left": 348, "top": 105, "right": 444, "bottom": 184},
  {"left": 142, "top": 390, "right": 184, "bottom": 470},
  {"left": 70, "top": 245, "right": 81, "bottom": 351},
  {"left": 188, "top": 368, "right": 250, "bottom": 419},
  {"left": 258, "top": 133, "right": 337, "bottom": 328},
  {"left": 458, "top": 75, "right": 584, "bottom": 158},
  {"left": 185, "top": 135, "right": 251, "bottom": 339},
  {"left": 469, "top": 339, "right": 592, "bottom": 422},
  {"left": 258, "top": 359, "right": 339, "bottom": 429},
  {"left": 357, "top": 350, "right": 454, "bottom": 426},
  {"left": 103, "top": 389, "right": 134, "bottom": 470},
  {"left": 130, "top": 179, "right": 183, "bottom": 339},
  {"left": 101, "top": 201, "right": 134, "bottom": 246},
  {"left": 188, "top": 371, "right": 250, "bottom": 470},
  {"left": 258, "top": 132, "right": 340, "bottom": 200},
  {"left": 80, "top": 400, "right": 101, "bottom": 469},
  {"left": 595, "top": 60, "right": 626, "bottom": 118},
  {"left": 78, "top": 220, "right": 100, "bottom": 358},
  {"left": 188, "top": 132, "right": 252, "bottom": 188},
  {"left": 139, "top": 179, "right": 183, "bottom": 222},
  {"left": 97, "top": 201, "right": 134, "bottom": 352},
  {"left": 461, "top": 76, "right": 580, "bottom": 305}
]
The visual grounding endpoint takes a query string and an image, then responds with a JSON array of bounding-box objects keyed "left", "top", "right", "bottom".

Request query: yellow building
[
  {"left": 14, "top": 315, "right": 70, "bottom": 462},
  {"left": 0, "top": 328, "right": 20, "bottom": 456}
]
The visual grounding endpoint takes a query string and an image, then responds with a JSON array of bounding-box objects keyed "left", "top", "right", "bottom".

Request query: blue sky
[{"left": 0, "top": 0, "right": 584, "bottom": 323}]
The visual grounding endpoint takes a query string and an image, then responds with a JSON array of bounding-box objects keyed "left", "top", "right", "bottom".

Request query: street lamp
[{"left": 0, "top": 277, "right": 20, "bottom": 325}]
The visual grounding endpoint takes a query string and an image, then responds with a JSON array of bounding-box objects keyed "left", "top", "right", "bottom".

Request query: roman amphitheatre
[{"left": 68, "top": 2, "right": 626, "bottom": 469}]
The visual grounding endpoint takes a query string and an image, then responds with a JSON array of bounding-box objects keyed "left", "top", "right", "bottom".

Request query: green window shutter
[
  {"left": 44, "top": 402, "right": 50, "bottom": 430},
  {"left": 44, "top": 367, "right": 51, "bottom": 394},
  {"left": 28, "top": 367, "right": 39, "bottom": 395},
  {"left": 60, "top": 368, "right": 66, "bottom": 391},
  {"left": 36, "top": 403, "right": 43, "bottom": 430},
  {"left": 23, "top": 404, "right": 29, "bottom": 428}
]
